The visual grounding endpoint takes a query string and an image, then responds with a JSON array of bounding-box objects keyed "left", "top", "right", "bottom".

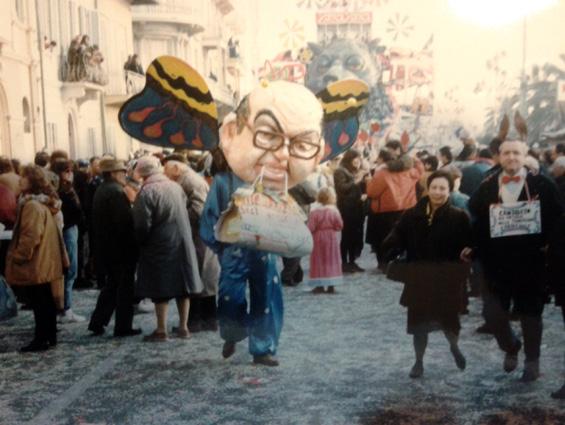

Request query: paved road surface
[{"left": 1, "top": 249, "right": 564, "bottom": 424}]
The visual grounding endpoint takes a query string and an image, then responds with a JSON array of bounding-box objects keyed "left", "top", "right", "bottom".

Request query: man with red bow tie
[{"left": 466, "top": 139, "right": 564, "bottom": 382}]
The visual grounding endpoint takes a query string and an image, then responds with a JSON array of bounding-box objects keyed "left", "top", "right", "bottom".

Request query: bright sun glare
[{"left": 449, "top": 0, "right": 559, "bottom": 27}]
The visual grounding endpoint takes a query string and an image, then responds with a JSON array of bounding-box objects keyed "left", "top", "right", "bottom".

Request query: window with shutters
[
  {"left": 87, "top": 128, "right": 96, "bottom": 157},
  {"left": 15, "top": 0, "right": 25, "bottom": 22},
  {"left": 78, "top": 7, "right": 99, "bottom": 46},
  {"left": 58, "top": 0, "right": 70, "bottom": 53},
  {"left": 22, "top": 98, "right": 31, "bottom": 133},
  {"left": 69, "top": 1, "right": 77, "bottom": 37},
  {"left": 47, "top": 123, "right": 57, "bottom": 150},
  {"left": 105, "top": 126, "right": 115, "bottom": 155}
]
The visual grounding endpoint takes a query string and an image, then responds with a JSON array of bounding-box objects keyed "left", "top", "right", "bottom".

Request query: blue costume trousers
[{"left": 217, "top": 246, "right": 283, "bottom": 356}]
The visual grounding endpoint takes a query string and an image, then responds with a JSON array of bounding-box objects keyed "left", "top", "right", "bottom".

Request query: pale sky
[{"left": 234, "top": 0, "right": 565, "bottom": 138}]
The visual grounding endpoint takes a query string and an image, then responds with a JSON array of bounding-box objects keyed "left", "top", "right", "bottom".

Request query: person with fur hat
[
  {"left": 88, "top": 158, "right": 141, "bottom": 337},
  {"left": 132, "top": 156, "right": 203, "bottom": 341},
  {"left": 467, "top": 115, "right": 565, "bottom": 382}
]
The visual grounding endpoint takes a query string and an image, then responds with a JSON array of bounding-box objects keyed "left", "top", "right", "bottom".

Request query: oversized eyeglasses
[{"left": 245, "top": 122, "right": 321, "bottom": 160}]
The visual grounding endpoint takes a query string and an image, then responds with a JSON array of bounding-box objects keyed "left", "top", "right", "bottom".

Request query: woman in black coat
[
  {"left": 334, "top": 149, "right": 367, "bottom": 273},
  {"left": 383, "top": 170, "right": 472, "bottom": 378}
]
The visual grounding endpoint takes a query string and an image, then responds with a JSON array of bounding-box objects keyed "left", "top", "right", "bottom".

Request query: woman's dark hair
[
  {"left": 377, "top": 149, "right": 393, "bottom": 162},
  {"left": 478, "top": 148, "right": 492, "bottom": 159},
  {"left": 422, "top": 155, "right": 439, "bottom": 171},
  {"left": 51, "top": 159, "right": 74, "bottom": 177},
  {"left": 34, "top": 151, "right": 50, "bottom": 167},
  {"left": 385, "top": 140, "right": 403, "bottom": 153},
  {"left": 542, "top": 149, "right": 553, "bottom": 166},
  {"left": 456, "top": 144, "right": 477, "bottom": 161},
  {"left": 340, "top": 149, "right": 361, "bottom": 173},
  {"left": 0, "top": 156, "right": 14, "bottom": 174},
  {"left": 439, "top": 146, "right": 453, "bottom": 163},
  {"left": 416, "top": 150, "right": 429, "bottom": 159},
  {"left": 210, "top": 146, "right": 230, "bottom": 176},
  {"left": 489, "top": 137, "right": 503, "bottom": 155},
  {"left": 50, "top": 150, "right": 69, "bottom": 168},
  {"left": 21, "top": 165, "right": 58, "bottom": 197},
  {"left": 427, "top": 169, "right": 454, "bottom": 192}
]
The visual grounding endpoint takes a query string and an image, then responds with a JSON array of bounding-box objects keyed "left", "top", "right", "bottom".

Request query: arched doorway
[
  {"left": 68, "top": 113, "right": 77, "bottom": 159},
  {"left": 0, "top": 83, "right": 11, "bottom": 157}
]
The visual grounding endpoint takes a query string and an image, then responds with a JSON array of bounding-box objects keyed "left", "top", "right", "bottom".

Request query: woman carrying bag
[
  {"left": 5, "top": 165, "right": 68, "bottom": 352},
  {"left": 383, "top": 169, "right": 472, "bottom": 378}
]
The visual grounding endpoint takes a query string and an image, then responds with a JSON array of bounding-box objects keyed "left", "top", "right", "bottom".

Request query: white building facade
[
  {"left": 131, "top": 0, "right": 250, "bottom": 122},
  {"left": 0, "top": 0, "right": 252, "bottom": 162}
]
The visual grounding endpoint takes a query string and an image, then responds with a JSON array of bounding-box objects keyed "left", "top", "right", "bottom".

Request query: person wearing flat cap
[{"left": 88, "top": 158, "right": 141, "bottom": 337}]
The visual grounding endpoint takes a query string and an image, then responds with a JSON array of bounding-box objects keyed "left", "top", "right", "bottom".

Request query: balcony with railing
[
  {"left": 105, "top": 70, "right": 146, "bottom": 107},
  {"left": 132, "top": 0, "right": 206, "bottom": 35}
]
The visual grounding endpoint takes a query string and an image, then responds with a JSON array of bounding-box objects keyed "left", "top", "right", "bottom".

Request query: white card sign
[{"left": 489, "top": 200, "right": 542, "bottom": 238}]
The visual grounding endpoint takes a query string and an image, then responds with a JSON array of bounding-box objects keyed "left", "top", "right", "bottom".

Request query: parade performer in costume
[
  {"left": 119, "top": 56, "right": 368, "bottom": 366},
  {"left": 200, "top": 81, "right": 325, "bottom": 366}
]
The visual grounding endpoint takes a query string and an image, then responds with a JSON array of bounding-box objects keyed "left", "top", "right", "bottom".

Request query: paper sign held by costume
[{"left": 215, "top": 185, "right": 313, "bottom": 257}]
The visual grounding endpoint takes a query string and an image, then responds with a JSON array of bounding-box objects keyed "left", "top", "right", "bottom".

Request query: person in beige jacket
[{"left": 6, "top": 165, "right": 68, "bottom": 353}]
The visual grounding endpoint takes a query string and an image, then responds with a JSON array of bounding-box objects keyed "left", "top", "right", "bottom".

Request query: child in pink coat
[{"left": 307, "top": 187, "right": 344, "bottom": 294}]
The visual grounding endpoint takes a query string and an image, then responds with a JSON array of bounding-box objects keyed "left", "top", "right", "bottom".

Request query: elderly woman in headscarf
[
  {"left": 333, "top": 149, "right": 367, "bottom": 273},
  {"left": 132, "top": 156, "right": 203, "bottom": 341}
]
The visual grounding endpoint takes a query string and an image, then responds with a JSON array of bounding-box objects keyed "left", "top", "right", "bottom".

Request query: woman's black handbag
[
  {"left": 385, "top": 253, "right": 409, "bottom": 283},
  {"left": 386, "top": 258, "right": 470, "bottom": 285}
]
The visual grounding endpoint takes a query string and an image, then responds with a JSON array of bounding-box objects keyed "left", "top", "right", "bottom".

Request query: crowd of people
[
  {"left": 0, "top": 150, "right": 219, "bottom": 351},
  {"left": 0, "top": 130, "right": 564, "bottom": 398}
]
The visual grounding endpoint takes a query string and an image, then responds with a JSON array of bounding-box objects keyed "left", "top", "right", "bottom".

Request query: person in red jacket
[{"left": 366, "top": 149, "right": 423, "bottom": 269}]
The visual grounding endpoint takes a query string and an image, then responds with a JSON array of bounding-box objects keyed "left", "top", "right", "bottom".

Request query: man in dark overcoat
[
  {"left": 88, "top": 159, "right": 140, "bottom": 337},
  {"left": 468, "top": 139, "right": 565, "bottom": 382}
]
